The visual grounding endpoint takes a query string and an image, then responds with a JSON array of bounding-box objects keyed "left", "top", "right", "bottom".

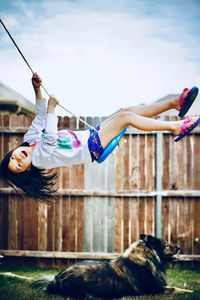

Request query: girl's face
[{"left": 8, "top": 146, "right": 34, "bottom": 173}]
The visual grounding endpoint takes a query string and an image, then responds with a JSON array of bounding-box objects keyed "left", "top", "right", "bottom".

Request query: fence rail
[
  {"left": 0, "top": 114, "right": 200, "bottom": 264},
  {"left": 0, "top": 250, "right": 199, "bottom": 262}
]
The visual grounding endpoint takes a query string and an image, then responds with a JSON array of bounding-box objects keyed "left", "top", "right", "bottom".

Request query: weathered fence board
[{"left": 114, "top": 196, "right": 156, "bottom": 253}]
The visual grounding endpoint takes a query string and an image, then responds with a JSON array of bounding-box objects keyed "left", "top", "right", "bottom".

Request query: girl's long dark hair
[{"left": 0, "top": 143, "right": 58, "bottom": 204}]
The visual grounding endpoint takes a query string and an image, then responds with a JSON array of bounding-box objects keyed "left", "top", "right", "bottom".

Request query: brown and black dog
[{"left": 31, "top": 234, "right": 192, "bottom": 298}]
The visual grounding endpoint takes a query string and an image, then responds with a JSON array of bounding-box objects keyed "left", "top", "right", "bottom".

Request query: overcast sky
[{"left": 0, "top": 0, "right": 200, "bottom": 117}]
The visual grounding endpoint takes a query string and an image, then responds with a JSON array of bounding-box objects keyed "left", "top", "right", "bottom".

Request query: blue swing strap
[{"left": 97, "top": 127, "right": 127, "bottom": 163}]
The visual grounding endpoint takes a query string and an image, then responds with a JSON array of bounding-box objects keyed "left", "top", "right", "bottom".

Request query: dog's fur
[{"left": 31, "top": 234, "right": 192, "bottom": 298}]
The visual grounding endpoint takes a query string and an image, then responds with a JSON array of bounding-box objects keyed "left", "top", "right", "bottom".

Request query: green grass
[{"left": 0, "top": 265, "right": 200, "bottom": 299}]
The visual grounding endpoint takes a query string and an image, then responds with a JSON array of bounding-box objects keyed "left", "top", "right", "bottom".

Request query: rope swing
[
  {"left": 0, "top": 18, "right": 128, "bottom": 163},
  {"left": 0, "top": 18, "right": 97, "bottom": 131}
]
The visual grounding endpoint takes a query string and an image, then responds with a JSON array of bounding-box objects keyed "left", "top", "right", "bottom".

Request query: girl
[{"left": 0, "top": 73, "right": 199, "bottom": 202}]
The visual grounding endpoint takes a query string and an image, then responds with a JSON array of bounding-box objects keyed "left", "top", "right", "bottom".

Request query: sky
[{"left": 0, "top": 0, "right": 200, "bottom": 117}]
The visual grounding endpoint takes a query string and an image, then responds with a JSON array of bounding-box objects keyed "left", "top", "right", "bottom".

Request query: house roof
[{"left": 0, "top": 82, "right": 35, "bottom": 115}]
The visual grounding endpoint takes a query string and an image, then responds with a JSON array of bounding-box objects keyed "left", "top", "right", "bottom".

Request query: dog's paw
[{"left": 164, "top": 286, "right": 193, "bottom": 294}]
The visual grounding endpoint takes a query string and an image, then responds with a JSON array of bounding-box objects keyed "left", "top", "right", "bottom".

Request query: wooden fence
[{"left": 0, "top": 113, "right": 200, "bottom": 263}]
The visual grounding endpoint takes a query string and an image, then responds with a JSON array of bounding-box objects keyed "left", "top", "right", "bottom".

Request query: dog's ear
[
  {"left": 140, "top": 234, "right": 159, "bottom": 248},
  {"left": 147, "top": 235, "right": 154, "bottom": 243},
  {"left": 140, "top": 234, "right": 147, "bottom": 242},
  {"left": 140, "top": 234, "right": 154, "bottom": 241},
  {"left": 146, "top": 235, "right": 160, "bottom": 249}
]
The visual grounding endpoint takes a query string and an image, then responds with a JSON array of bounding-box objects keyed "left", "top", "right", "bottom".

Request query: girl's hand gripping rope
[
  {"left": 32, "top": 72, "right": 42, "bottom": 89},
  {"left": 47, "top": 96, "right": 59, "bottom": 113},
  {"left": 32, "top": 73, "right": 43, "bottom": 100}
]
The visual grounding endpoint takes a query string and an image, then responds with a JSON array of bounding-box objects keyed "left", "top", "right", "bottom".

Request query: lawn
[{"left": 0, "top": 264, "right": 200, "bottom": 300}]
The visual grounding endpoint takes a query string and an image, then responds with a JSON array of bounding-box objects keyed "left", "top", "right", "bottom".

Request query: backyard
[{"left": 1, "top": 115, "right": 200, "bottom": 300}]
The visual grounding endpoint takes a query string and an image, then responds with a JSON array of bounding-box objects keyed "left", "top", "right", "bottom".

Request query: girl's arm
[
  {"left": 32, "top": 73, "right": 43, "bottom": 101},
  {"left": 31, "top": 97, "right": 59, "bottom": 167},
  {"left": 24, "top": 74, "right": 47, "bottom": 144}
]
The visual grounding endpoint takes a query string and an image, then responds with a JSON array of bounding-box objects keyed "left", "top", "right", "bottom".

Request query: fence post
[{"left": 156, "top": 132, "right": 163, "bottom": 238}]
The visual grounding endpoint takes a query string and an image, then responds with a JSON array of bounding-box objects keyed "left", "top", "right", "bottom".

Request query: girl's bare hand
[
  {"left": 32, "top": 73, "right": 42, "bottom": 88},
  {"left": 47, "top": 96, "right": 59, "bottom": 113}
]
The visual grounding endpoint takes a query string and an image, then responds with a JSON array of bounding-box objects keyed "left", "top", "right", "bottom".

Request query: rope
[{"left": 0, "top": 18, "right": 98, "bottom": 131}]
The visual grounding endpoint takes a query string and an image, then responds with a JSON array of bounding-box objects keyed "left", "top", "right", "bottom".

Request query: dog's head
[
  {"left": 122, "top": 234, "right": 180, "bottom": 266},
  {"left": 140, "top": 234, "right": 180, "bottom": 262}
]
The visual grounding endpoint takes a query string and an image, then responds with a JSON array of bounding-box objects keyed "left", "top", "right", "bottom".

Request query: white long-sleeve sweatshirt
[{"left": 24, "top": 99, "right": 91, "bottom": 169}]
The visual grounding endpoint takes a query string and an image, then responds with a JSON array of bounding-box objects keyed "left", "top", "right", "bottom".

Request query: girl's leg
[
  {"left": 124, "top": 91, "right": 189, "bottom": 118},
  {"left": 98, "top": 109, "right": 198, "bottom": 149},
  {"left": 101, "top": 90, "right": 189, "bottom": 131},
  {"left": 127, "top": 99, "right": 175, "bottom": 117}
]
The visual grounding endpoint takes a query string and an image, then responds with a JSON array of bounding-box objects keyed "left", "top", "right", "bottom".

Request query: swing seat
[{"left": 97, "top": 127, "right": 127, "bottom": 163}]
